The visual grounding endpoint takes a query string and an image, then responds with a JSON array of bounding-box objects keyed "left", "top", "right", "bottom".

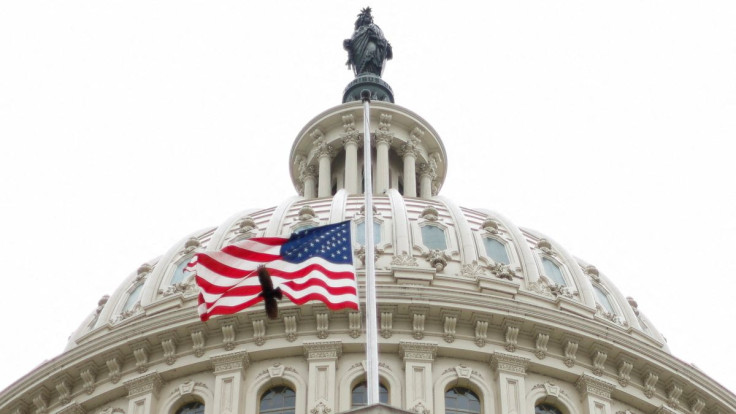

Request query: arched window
[
  {"left": 176, "top": 402, "right": 205, "bottom": 414},
  {"left": 535, "top": 403, "right": 563, "bottom": 414},
  {"left": 445, "top": 387, "right": 480, "bottom": 414},
  {"left": 351, "top": 381, "right": 389, "bottom": 407},
  {"left": 356, "top": 221, "right": 381, "bottom": 245},
  {"left": 483, "top": 238, "right": 510, "bottom": 264},
  {"left": 170, "top": 258, "right": 195, "bottom": 285},
  {"left": 122, "top": 284, "right": 144, "bottom": 312},
  {"left": 593, "top": 285, "right": 615, "bottom": 314},
  {"left": 542, "top": 258, "right": 566, "bottom": 286},
  {"left": 260, "top": 386, "right": 296, "bottom": 414},
  {"left": 421, "top": 224, "right": 447, "bottom": 250}
]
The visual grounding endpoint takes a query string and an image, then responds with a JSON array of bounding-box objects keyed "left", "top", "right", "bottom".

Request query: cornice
[
  {"left": 576, "top": 373, "right": 616, "bottom": 400},
  {"left": 303, "top": 341, "right": 343, "bottom": 361}
]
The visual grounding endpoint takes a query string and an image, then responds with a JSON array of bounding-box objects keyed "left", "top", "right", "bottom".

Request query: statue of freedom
[{"left": 343, "top": 8, "right": 393, "bottom": 77}]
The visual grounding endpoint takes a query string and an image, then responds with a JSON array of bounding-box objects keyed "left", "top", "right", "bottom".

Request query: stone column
[
  {"left": 576, "top": 374, "right": 616, "bottom": 414},
  {"left": 418, "top": 162, "right": 436, "bottom": 199},
  {"left": 317, "top": 144, "right": 334, "bottom": 198},
  {"left": 374, "top": 114, "right": 393, "bottom": 195},
  {"left": 490, "top": 353, "right": 529, "bottom": 414},
  {"left": 211, "top": 351, "right": 250, "bottom": 414},
  {"left": 302, "top": 166, "right": 317, "bottom": 199},
  {"left": 124, "top": 372, "right": 163, "bottom": 414},
  {"left": 304, "top": 341, "right": 343, "bottom": 414},
  {"left": 400, "top": 341, "right": 437, "bottom": 414},
  {"left": 344, "top": 135, "right": 361, "bottom": 194}
]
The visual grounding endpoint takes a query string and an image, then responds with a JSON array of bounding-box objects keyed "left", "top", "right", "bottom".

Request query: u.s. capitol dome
[{"left": 1, "top": 11, "right": 734, "bottom": 414}]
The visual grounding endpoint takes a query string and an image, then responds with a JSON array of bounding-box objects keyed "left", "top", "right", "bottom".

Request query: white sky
[{"left": 1, "top": 0, "right": 735, "bottom": 396}]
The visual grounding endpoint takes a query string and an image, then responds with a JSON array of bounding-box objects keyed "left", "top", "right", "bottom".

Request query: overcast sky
[{"left": 1, "top": 0, "right": 735, "bottom": 395}]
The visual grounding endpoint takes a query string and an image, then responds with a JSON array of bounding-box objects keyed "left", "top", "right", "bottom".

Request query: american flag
[{"left": 188, "top": 220, "right": 359, "bottom": 321}]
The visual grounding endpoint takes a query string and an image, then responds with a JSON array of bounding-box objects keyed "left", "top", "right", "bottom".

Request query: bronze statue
[{"left": 343, "top": 7, "right": 393, "bottom": 77}]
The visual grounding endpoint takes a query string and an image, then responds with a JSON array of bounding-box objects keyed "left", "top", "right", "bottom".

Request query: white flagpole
[{"left": 361, "top": 90, "right": 380, "bottom": 405}]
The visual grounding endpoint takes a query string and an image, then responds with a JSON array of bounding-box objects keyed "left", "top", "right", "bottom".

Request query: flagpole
[{"left": 361, "top": 90, "right": 380, "bottom": 405}]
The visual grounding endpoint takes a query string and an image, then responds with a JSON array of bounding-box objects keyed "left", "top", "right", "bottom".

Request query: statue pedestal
[{"left": 343, "top": 74, "right": 394, "bottom": 103}]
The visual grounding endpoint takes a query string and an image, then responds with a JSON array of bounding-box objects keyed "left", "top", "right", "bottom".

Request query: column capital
[
  {"left": 417, "top": 162, "right": 437, "bottom": 179},
  {"left": 491, "top": 352, "right": 530, "bottom": 375},
  {"left": 124, "top": 372, "right": 163, "bottom": 398},
  {"left": 211, "top": 351, "right": 250, "bottom": 375},
  {"left": 303, "top": 340, "right": 343, "bottom": 361},
  {"left": 342, "top": 133, "right": 361, "bottom": 146},
  {"left": 315, "top": 142, "right": 335, "bottom": 159},
  {"left": 576, "top": 373, "right": 616, "bottom": 400},
  {"left": 399, "top": 341, "right": 437, "bottom": 361}
]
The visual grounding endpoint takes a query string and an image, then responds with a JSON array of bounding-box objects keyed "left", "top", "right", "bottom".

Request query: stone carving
[
  {"left": 88, "top": 294, "right": 109, "bottom": 328},
  {"left": 541, "top": 382, "right": 561, "bottom": 397},
  {"left": 627, "top": 296, "right": 640, "bottom": 316},
  {"left": 411, "top": 402, "right": 430, "bottom": 414},
  {"left": 32, "top": 388, "right": 49, "bottom": 414},
  {"left": 341, "top": 114, "right": 360, "bottom": 143},
  {"left": 592, "top": 350, "right": 607, "bottom": 376},
  {"left": 690, "top": 397, "right": 706, "bottom": 414},
  {"left": 380, "top": 311, "right": 393, "bottom": 338},
  {"left": 564, "top": 339, "right": 579, "bottom": 367},
  {"left": 189, "top": 326, "right": 207, "bottom": 357},
  {"left": 55, "top": 374, "right": 72, "bottom": 405},
  {"left": 284, "top": 314, "right": 298, "bottom": 342},
  {"left": 237, "top": 216, "right": 257, "bottom": 234},
  {"left": 584, "top": 265, "right": 600, "bottom": 282},
  {"left": 549, "top": 282, "right": 579, "bottom": 300},
  {"left": 354, "top": 245, "right": 380, "bottom": 265},
  {"left": 298, "top": 205, "right": 317, "bottom": 221},
  {"left": 474, "top": 320, "right": 488, "bottom": 347},
  {"left": 617, "top": 359, "right": 633, "bottom": 387},
  {"left": 219, "top": 317, "right": 237, "bottom": 350},
  {"left": 666, "top": 381, "right": 683, "bottom": 408},
  {"left": 105, "top": 353, "right": 123, "bottom": 384},
  {"left": 112, "top": 301, "right": 142, "bottom": 323},
  {"left": 643, "top": 371, "right": 659, "bottom": 398},
  {"left": 535, "top": 332, "right": 550, "bottom": 359},
  {"left": 412, "top": 313, "right": 426, "bottom": 340},
  {"left": 576, "top": 374, "right": 615, "bottom": 399},
  {"left": 97, "top": 408, "right": 125, "bottom": 414},
  {"left": 304, "top": 341, "right": 343, "bottom": 360},
  {"left": 491, "top": 353, "right": 529, "bottom": 374},
  {"left": 420, "top": 206, "right": 440, "bottom": 221},
  {"left": 344, "top": 7, "right": 392, "bottom": 77},
  {"left": 424, "top": 249, "right": 449, "bottom": 272},
  {"left": 316, "top": 312, "right": 329, "bottom": 339},
  {"left": 374, "top": 113, "right": 394, "bottom": 144},
  {"left": 159, "top": 333, "right": 178, "bottom": 365},
  {"left": 311, "top": 401, "right": 332, "bottom": 414},
  {"left": 443, "top": 315, "right": 457, "bottom": 343},
  {"left": 490, "top": 262, "right": 517, "bottom": 280},
  {"left": 481, "top": 218, "right": 499, "bottom": 234},
  {"left": 131, "top": 340, "right": 150, "bottom": 373},
  {"left": 460, "top": 261, "right": 486, "bottom": 279},
  {"left": 399, "top": 342, "right": 438, "bottom": 361},
  {"left": 349, "top": 311, "right": 362, "bottom": 338},
  {"left": 537, "top": 239, "right": 553, "bottom": 253},
  {"left": 418, "top": 162, "right": 437, "bottom": 181},
  {"left": 268, "top": 363, "right": 291, "bottom": 378},
  {"left": 80, "top": 363, "right": 97, "bottom": 394},
  {"left": 159, "top": 278, "right": 197, "bottom": 297},
  {"left": 391, "top": 251, "right": 418, "bottom": 267},
  {"left": 504, "top": 325, "right": 519, "bottom": 352},
  {"left": 57, "top": 403, "right": 85, "bottom": 414},
  {"left": 211, "top": 351, "right": 250, "bottom": 374},
  {"left": 124, "top": 372, "right": 163, "bottom": 397},
  {"left": 252, "top": 319, "right": 266, "bottom": 346}
]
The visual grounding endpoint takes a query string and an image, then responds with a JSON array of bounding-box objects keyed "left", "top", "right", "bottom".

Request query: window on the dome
[
  {"left": 445, "top": 387, "right": 481, "bottom": 414},
  {"left": 535, "top": 403, "right": 563, "bottom": 414},
  {"left": 356, "top": 221, "right": 381, "bottom": 245},
  {"left": 122, "top": 284, "right": 143, "bottom": 312},
  {"left": 260, "top": 386, "right": 296, "bottom": 414},
  {"left": 421, "top": 225, "right": 447, "bottom": 250},
  {"left": 176, "top": 402, "right": 205, "bottom": 414},
  {"left": 170, "top": 258, "right": 195, "bottom": 285},
  {"left": 351, "top": 381, "right": 389, "bottom": 407},
  {"left": 483, "top": 238, "right": 510, "bottom": 264},
  {"left": 593, "top": 285, "right": 615, "bottom": 314},
  {"left": 542, "top": 258, "right": 566, "bottom": 286}
]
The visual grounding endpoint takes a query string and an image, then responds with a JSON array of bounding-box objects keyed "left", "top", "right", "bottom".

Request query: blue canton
[{"left": 281, "top": 221, "right": 353, "bottom": 265}]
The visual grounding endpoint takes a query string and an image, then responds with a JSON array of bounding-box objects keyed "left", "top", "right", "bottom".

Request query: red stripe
[
  {"left": 282, "top": 291, "right": 359, "bottom": 310},
  {"left": 196, "top": 276, "right": 262, "bottom": 296},
  {"left": 219, "top": 245, "right": 281, "bottom": 263},
  {"left": 234, "top": 237, "right": 288, "bottom": 247},
  {"left": 200, "top": 296, "right": 264, "bottom": 321},
  {"left": 195, "top": 254, "right": 262, "bottom": 279},
  {"left": 280, "top": 278, "right": 358, "bottom": 296},
  {"left": 268, "top": 263, "right": 356, "bottom": 280}
]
